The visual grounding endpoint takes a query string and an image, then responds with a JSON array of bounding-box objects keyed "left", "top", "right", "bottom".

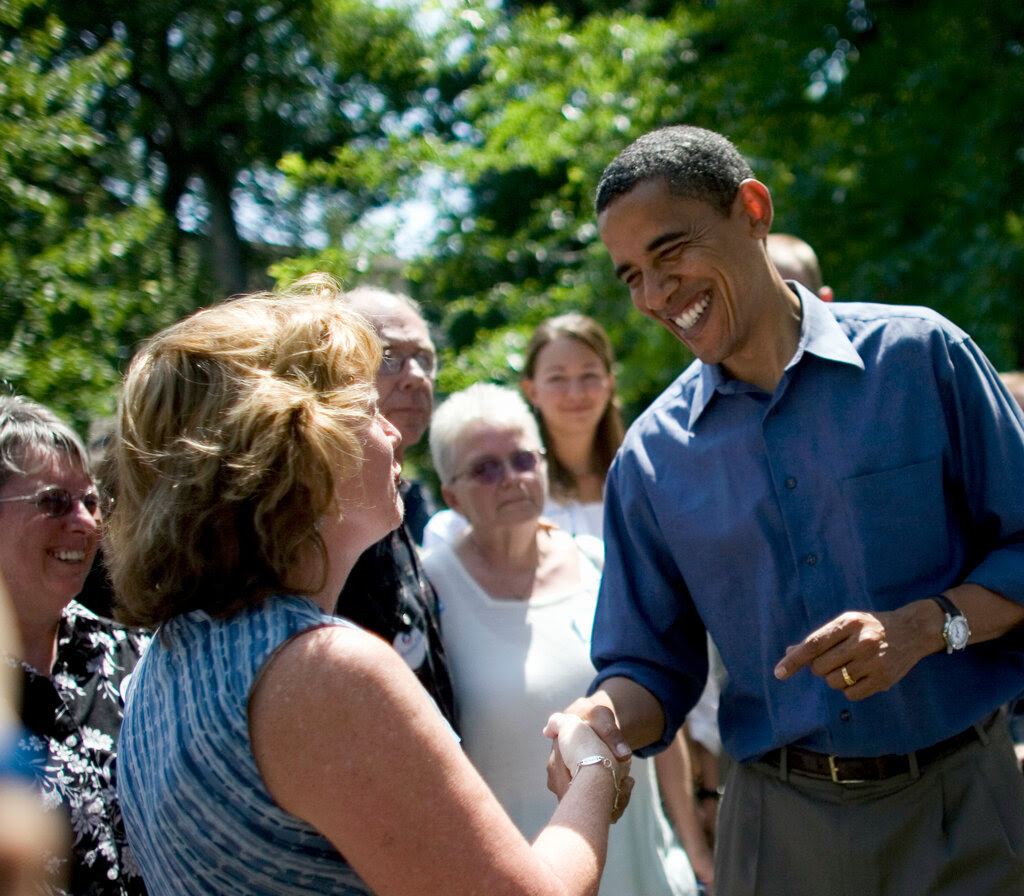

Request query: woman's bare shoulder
[{"left": 248, "top": 621, "right": 555, "bottom": 896}]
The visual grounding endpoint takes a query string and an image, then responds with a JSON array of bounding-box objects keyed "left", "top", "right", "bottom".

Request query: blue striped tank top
[{"left": 118, "top": 594, "right": 372, "bottom": 895}]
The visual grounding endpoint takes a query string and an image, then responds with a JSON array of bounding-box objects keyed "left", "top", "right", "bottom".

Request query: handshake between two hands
[{"left": 542, "top": 707, "right": 635, "bottom": 822}]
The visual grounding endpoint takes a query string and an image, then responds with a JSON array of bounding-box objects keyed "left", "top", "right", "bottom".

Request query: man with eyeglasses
[
  {"left": 352, "top": 287, "right": 439, "bottom": 543},
  {"left": 333, "top": 287, "right": 458, "bottom": 732}
]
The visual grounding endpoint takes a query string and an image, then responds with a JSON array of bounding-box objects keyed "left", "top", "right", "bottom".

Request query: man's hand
[
  {"left": 545, "top": 679, "right": 665, "bottom": 822},
  {"left": 776, "top": 585, "right": 1024, "bottom": 699},
  {"left": 562, "top": 695, "right": 635, "bottom": 760},
  {"left": 773, "top": 604, "right": 939, "bottom": 700}
]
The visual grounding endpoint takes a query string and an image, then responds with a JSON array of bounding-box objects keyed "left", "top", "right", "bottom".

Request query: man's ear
[{"left": 736, "top": 179, "right": 773, "bottom": 237}]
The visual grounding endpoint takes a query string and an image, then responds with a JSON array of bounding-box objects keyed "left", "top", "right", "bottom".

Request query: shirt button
[
  {"left": 840, "top": 710, "right": 852, "bottom": 722},
  {"left": 785, "top": 477, "right": 797, "bottom": 489},
  {"left": 805, "top": 554, "right": 818, "bottom": 566}
]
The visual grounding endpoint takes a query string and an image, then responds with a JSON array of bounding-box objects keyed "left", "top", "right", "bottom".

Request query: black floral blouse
[{"left": 10, "top": 600, "right": 151, "bottom": 896}]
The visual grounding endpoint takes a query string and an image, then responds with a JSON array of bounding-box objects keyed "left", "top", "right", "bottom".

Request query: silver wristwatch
[{"left": 931, "top": 593, "right": 970, "bottom": 654}]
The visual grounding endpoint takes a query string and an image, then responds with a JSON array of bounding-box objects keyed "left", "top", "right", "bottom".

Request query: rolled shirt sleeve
[{"left": 590, "top": 290, "right": 1024, "bottom": 762}]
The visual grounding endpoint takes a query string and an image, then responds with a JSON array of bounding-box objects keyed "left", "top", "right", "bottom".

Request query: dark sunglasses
[
  {"left": 0, "top": 486, "right": 108, "bottom": 518},
  {"left": 453, "top": 449, "right": 545, "bottom": 486}
]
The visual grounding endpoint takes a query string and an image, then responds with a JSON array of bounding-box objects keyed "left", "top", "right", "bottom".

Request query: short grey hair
[
  {"left": 0, "top": 394, "right": 90, "bottom": 489},
  {"left": 344, "top": 286, "right": 425, "bottom": 323},
  {"left": 430, "top": 383, "right": 542, "bottom": 485}
]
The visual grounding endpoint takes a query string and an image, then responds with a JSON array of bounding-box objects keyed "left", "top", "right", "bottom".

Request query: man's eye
[{"left": 660, "top": 240, "right": 686, "bottom": 261}]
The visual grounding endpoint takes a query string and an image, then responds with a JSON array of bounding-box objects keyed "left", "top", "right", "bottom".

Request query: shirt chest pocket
[{"left": 839, "top": 455, "right": 953, "bottom": 597}]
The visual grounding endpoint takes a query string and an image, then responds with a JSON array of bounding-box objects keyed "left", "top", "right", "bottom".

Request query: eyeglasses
[
  {"left": 0, "top": 486, "right": 108, "bottom": 518},
  {"left": 380, "top": 347, "right": 437, "bottom": 378},
  {"left": 452, "top": 449, "right": 545, "bottom": 485}
]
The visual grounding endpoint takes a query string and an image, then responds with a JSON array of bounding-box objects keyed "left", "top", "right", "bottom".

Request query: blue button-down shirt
[{"left": 592, "top": 286, "right": 1024, "bottom": 762}]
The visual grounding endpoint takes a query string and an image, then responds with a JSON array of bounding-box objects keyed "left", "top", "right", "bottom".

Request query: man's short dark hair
[{"left": 596, "top": 125, "right": 754, "bottom": 218}]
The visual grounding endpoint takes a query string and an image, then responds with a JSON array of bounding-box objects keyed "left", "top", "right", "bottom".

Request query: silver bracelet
[{"left": 572, "top": 755, "right": 623, "bottom": 811}]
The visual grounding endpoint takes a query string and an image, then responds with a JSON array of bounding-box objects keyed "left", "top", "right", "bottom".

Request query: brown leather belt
[{"left": 757, "top": 712, "right": 999, "bottom": 784}]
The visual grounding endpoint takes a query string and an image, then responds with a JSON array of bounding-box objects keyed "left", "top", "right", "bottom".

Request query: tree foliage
[
  {"left": 407, "top": 6, "right": 711, "bottom": 416},
  {"left": 401, "top": 0, "right": 1024, "bottom": 420},
  {"left": 0, "top": 0, "right": 202, "bottom": 430},
  {"left": 45, "top": 0, "right": 433, "bottom": 297},
  {"left": 3, "top": 0, "right": 1023, "bottom": 437},
  {"left": 1, "top": 0, "right": 440, "bottom": 430}
]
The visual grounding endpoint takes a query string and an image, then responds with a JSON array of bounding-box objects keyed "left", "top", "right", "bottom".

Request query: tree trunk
[{"left": 201, "top": 165, "right": 249, "bottom": 298}]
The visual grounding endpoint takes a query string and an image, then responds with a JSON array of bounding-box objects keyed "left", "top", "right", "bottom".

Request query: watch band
[{"left": 929, "top": 592, "right": 961, "bottom": 618}]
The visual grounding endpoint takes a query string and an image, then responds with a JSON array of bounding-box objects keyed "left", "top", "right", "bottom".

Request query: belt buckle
[{"left": 827, "top": 755, "right": 865, "bottom": 784}]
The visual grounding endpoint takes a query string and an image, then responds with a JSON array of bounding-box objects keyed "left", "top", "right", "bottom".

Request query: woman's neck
[
  {"left": 546, "top": 429, "right": 596, "bottom": 477},
  {"left": 546, "top": 429, "right": 604, "bottom": 503},
  {"left": 458, "top": 523, "right": 547, "bottom": 601},
  {"left": 17, "top": 617, "right": 58, "bottom": 676},
  {"left": 457, "top": 522, "right": 584, "bottom": 603},
  {"left": 463, "top": 521, "right": 541, "bottom": 568}
]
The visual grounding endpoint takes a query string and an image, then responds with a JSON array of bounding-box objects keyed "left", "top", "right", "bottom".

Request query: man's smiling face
[{"left": 598, "top": 177, "right": 774, "bottom": 377}]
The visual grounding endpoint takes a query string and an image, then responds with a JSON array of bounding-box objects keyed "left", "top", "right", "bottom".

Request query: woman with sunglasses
[
  {"left": 424, "top": 317, "right": 717, "bottom": 890},
  {"left": 423, "top": 383, "right": 699, "bottom": 896},
  {"left": 0, "top": 394, "right": 150, "bottom": 896},
  {"left": 107, "top": 281, "right": 628, "bottom": 896},
  {"left": 423, "top": 313, "right": 620, "bottom": 548}
]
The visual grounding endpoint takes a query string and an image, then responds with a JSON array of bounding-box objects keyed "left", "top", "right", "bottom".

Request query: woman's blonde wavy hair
[{"left": 106, "top": 274, "right": 381, "bottom": 628}]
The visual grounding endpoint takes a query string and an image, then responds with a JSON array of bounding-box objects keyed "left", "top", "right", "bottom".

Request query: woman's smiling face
[
  {"left": 0, "top": 449, "right": 101, "bottom": 629},
  {"left": 522, "top": 336, "right": 613, "bottom": 441}
]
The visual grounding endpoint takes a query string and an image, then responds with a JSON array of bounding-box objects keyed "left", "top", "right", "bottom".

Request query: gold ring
[{"left": 841, "top": 666, "right": 856, "bottom": 688}]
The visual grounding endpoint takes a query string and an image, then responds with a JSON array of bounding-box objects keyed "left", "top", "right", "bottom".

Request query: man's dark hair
[{"left": 595, "top": 125, "right": 754, "bottom": 217}]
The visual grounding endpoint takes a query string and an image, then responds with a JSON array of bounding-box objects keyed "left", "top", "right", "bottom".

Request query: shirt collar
[{"left": 690, "top": 283, "right": 864, "bottom": 427}]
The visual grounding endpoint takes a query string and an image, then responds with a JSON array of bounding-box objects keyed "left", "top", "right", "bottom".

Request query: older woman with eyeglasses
[
  {"left": 423, "top": 383, "right": 699, "bottom": 896},
  {"left": 0, "top": 394, "right": 150, "bottom": 896},
  {"left": 424, "top": 313, "right": 621, "bottom": 548}
]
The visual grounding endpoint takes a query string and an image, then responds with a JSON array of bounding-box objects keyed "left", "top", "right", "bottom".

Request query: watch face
[{"left": 947, "top": 615, "right": 970, "bottom": 650}]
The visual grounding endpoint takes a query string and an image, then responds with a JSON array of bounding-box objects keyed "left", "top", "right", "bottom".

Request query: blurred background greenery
[{"left": 2, "top": 0, "right": 1022, "bottom": 484}]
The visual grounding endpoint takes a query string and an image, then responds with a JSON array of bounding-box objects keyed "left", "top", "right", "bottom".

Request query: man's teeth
[
  {"left": 672, "top": 293, "right": 711, "bottom": 331},
  {"left": 53, "top": 550, "right": 85, "bottom": 562}
]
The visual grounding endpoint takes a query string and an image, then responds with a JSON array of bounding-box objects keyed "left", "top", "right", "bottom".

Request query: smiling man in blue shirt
[{"left": 561, "top": 125, "right": 1024, "bottom": 895}]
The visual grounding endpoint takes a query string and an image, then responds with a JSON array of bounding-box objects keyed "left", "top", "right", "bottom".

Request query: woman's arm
[
  {"left": 653, "top": 731, "right": 715, "bottom": 893},
  {"left": 250, "top": 624, "right": 626, "bottom": 896}
]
